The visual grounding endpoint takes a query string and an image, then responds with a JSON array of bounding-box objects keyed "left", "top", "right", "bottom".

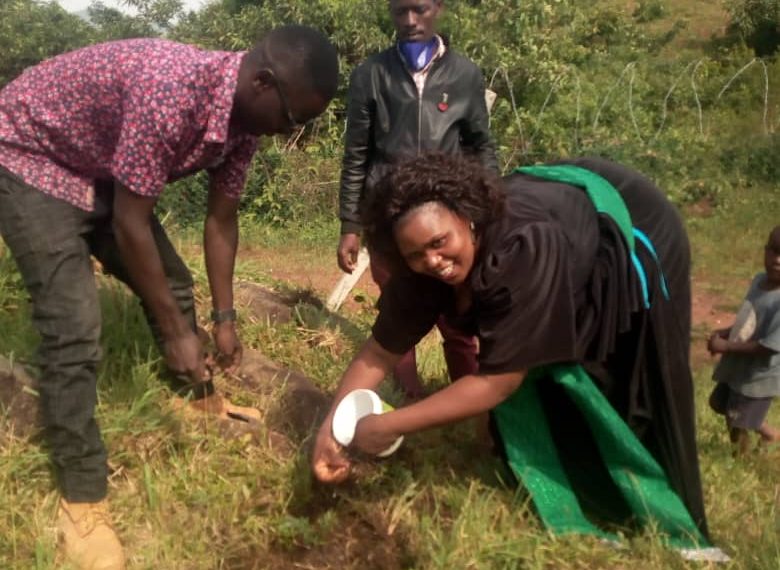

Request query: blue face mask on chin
[{"left": 398, "top": 37, "right": 439, "bottom": 72}]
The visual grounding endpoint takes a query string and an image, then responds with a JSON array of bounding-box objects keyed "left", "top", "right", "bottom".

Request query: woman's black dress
[{"left": 371, "top": 158, "right": 709, "bottom": 537}]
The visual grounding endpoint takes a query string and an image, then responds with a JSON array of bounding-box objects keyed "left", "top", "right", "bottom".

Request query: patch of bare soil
[
  {"left": 227, "top": 281, "right": 365, "bottom": 447},
  {"left": 235, "top": 246, "right": 378, "bottom": 314},
  {"left": 230, "top": 512, "right": 404, "bottom": 570},
  {"left": 691, "top": 282, "right": 733, "bottom": 331},
  {"left": 690, "top": 278, "right": 734, "bottom": 367},
  {"left": 682, "top": 198, "right": 716, "bottom": 219},
  {"left": 272, "top": 517, "right": 402, "bottom": 570},
  {"left": 235, "top": 349, "right": 330, "bottom": 444}
]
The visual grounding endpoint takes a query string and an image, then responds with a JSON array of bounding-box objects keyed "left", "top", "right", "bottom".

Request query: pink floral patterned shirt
[{"left": 0, "top": 39, "right": 258, "bottom": 211}]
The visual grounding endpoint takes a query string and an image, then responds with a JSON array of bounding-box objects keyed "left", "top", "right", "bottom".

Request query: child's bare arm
[
  {"left": 707, "top": 326, "right": 733, "bottom": 355},
  {"left": 713, "top": 326, "right": 732, "bottom": 338},
  {"left": 708, "top": 336, "right": 776, "bottom": 356}
]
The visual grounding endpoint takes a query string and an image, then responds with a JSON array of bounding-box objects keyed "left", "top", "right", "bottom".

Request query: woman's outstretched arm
[{"left": 352, "top": 369, "right": 526, "bottom": 455}]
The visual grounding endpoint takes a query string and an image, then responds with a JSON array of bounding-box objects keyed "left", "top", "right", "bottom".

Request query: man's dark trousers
[{"left": 0, "top": 167, "right": 208, "bottom": 502}]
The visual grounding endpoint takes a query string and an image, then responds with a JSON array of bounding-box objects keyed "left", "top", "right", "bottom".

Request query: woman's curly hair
[{"left": 361, "top": 153, "right": 505, "bottom": 270}]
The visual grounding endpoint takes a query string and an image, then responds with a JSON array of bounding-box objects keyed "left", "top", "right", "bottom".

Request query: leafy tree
[
  {"left": 0, "top": 0, "right": 185, "bottom": 87},
  {"left": 0, "top": 0, "right": 94, "bottom": 86},
  {"left": 89, "top": 0, "right": 184, "bottom": 41},
  {"left": 88, "top": 3, "right": 158, "bottom": 39},
  {"left": 2, "top": 0, "right": 773, "bottom": 226},
  {"left": 725, "top": 0, "right": 779, "bottom": 56},
  {"left": 172, "top": 0, "right": 390, "bottom": 66}
]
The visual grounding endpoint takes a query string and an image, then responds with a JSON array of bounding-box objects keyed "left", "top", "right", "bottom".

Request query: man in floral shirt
[{"left": 0, "top": 25, "right": 338, "bottom": 569}]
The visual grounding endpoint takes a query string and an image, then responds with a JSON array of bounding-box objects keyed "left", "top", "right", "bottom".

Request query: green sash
[
  {"left": 494, "top": 366, "right": 707, "bottom": 548},
  {"left": 517, "top": 164, "right": 635, "bottom": 250}
]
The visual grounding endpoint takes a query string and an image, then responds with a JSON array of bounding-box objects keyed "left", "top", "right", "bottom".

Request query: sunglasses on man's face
[{"left": 265, "top": 68, "right": 305, "bottom": 132}]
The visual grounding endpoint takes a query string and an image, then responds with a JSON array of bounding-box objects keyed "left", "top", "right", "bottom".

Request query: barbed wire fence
[{"left": 487, "top": 57, "right": 774, "bottom": 169}]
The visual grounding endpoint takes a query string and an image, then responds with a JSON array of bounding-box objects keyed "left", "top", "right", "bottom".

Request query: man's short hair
[{"left": 248, "top": 25, "right": 339, "bottom": 101}]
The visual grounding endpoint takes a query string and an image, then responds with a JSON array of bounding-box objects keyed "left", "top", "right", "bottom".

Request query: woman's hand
[
  {"left": 311, "top": 422, "right": 351, "bottom": 484},
  {"left": 352, "top": 413, "right": 401, "bottom": 455}
]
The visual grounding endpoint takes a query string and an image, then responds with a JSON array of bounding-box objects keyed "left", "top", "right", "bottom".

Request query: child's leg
[
  {"left": 757, "top": 423, "right": 780, "bottom": 443},
  {"left": 710, "top": 383, "right": 747, "bottom": 450},
  {"left": 726, "top": 390, "right": 774, "bottom": 453},
  {"left": 708, "top": 383, "right": 730, "bottom": 415},
  {"left": 728, "top": 427, "right": 751, "bottom": 456},
  {"left": 756, "top": 398, "right": 779, "bottom": 443}
]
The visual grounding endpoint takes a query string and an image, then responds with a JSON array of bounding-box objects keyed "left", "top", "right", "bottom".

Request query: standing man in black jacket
[{"left": 336, "top": 0, "right": 498, "bottom": 398}]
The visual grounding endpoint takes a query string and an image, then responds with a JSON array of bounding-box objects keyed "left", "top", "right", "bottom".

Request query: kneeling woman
[{"left": 312, "top": 154, "right": 710, "bottom": 543}]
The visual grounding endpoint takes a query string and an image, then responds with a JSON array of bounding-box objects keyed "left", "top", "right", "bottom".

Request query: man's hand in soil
[
  {"left": 213, "top": 321, "right": 243, "bottom": 373},
  {"left": 164, "top": 330, "right": 208, "bottom": 382}
]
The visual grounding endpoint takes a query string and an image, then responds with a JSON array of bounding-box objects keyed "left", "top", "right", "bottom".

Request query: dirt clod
[
  {"left": 237, "top": 349, "right": 331, "bottom": 443},
  {"left": 235, "top": 282, "right": 295, "bottom": 325}
]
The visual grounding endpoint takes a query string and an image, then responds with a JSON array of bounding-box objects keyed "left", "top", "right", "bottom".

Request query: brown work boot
[
  {"left": 58, "top": 498, "right": 126, "bottom": 570},
  {"left": 172, "top": 392, "right": 262, "bottom": 423}
]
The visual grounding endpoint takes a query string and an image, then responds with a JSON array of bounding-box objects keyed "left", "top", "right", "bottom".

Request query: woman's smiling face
[{"left": 393, "top": 201, "right": 476, "bottom": 286}]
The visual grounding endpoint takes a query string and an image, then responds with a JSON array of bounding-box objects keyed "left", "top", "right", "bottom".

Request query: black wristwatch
[{"left": 210, "top": 308, "right": 237, "bottom": 324}]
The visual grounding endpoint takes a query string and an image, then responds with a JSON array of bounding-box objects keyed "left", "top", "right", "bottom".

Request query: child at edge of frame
[{"left": 708, "top": 225, "right": 780, "bottom": 455}]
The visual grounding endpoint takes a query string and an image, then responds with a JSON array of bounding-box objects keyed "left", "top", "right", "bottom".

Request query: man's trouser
[{"left": 0, "top": 168, "right": 210, "bottom": 502}]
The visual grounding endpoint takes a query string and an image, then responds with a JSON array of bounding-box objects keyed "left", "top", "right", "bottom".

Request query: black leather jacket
[{"left": 339, "top": 42, "right": 498, "bottom": 234}]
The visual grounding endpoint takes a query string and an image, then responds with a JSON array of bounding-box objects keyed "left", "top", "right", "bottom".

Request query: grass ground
[{"left": 1, "top": 178, "right": 778, "bottom": 569}]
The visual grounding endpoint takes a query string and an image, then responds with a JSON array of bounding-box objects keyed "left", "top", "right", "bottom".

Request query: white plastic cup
[{"left": 331, "top": 389, "right": 404, "bottom": 457}]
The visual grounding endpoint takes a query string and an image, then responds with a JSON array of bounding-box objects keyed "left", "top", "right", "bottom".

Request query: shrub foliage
[{"left": 1, "top": 0, "right": 777, "bottom": 226}]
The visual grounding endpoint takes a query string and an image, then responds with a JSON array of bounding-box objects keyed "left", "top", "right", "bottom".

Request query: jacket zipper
[
  {"left": 417, "top": 85, "right": 423, "bottom": 156},
  {"left": 397, "top": 45, "right": 444, "bottom": 156},
  {"left": 416, "top": 58, "right": 442, "bottom": 156}
]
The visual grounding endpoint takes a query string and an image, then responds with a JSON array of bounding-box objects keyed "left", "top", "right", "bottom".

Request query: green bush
[
  {"left": 3, "top": 0, "right": 774, "bottom": 228},
  {"left": 725, "top": 0, "right": 780, "bottom": 56},
  {"left": 719, "top": 132, "right": 780, "bottom": 185},
  {"left": 633, "top": 0, "right": 666, "bottom": 23},
  {"left": 0, "top": 0, "right": 95, "bottom": 86},
  {"left": 157, "top": 127, "right": 343, "bottom": 230},
  {"left": 156, "top": 1, "right": 774, "bottom": 226},
  {"left": 239, "top": 145, "right": 340, "bottom": 228}
]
